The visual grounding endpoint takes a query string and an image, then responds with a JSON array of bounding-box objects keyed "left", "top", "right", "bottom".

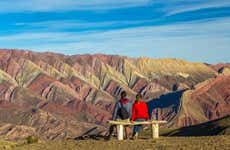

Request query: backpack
[{"left": 117, "top": 102, "right": 129, "bottom": 119}]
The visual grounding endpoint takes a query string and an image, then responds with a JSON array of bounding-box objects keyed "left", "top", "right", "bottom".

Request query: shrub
[{"left": 26, "top": 136, "right": 38, "bottom": 144}]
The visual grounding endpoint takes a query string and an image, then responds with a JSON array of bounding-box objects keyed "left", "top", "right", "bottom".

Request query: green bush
[{"left": 26, "top": 135, "right": 38, "bottom": 144}]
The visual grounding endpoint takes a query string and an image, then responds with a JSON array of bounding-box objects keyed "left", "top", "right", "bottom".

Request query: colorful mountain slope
[
  {"left": 0, "top": 49, "right": 229, "bottom": 140},
  {"left": 147, "top": 74, "right": 230, "bottom": 127}
]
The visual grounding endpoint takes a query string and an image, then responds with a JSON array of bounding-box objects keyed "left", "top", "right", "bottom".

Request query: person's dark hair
[
  {"left": 136, "top": 93, "right": 142, "bottom": 101},
  {"left": 120, "top": 91, "right": 127, "bottom": 99}
]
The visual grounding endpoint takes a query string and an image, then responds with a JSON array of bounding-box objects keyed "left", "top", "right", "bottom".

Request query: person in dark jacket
[
  {"left": 105, "top": 91, "right": 132, "bottom": 140},
  {"left": 131, "top": 94, "right": 149, "bottom": 139}
]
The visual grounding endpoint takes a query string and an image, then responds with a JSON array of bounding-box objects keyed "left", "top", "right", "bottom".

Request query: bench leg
[
  {"left": 117, "top": 124, "right": 124, "bottom": 140},
  {"left": 151, "top": 124, "right": 159, "bottom": 139}
]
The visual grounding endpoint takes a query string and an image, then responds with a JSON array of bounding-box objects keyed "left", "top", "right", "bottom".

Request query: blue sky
[{"left": 0, "top": 0, "right": 230, "bottom": 63}]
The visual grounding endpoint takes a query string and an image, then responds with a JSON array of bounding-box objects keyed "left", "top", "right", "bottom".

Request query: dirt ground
[{"left": 3, "top": 135, "right": 230, "bottom": 150}]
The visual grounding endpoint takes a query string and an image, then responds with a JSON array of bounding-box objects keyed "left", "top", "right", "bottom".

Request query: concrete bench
[{"left": 108, "top": 120, "right": 167, "bottom": 140}]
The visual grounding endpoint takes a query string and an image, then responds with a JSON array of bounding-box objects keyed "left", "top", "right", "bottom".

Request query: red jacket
[{"left": 131, "top": 100, "right": 149, "bottom": 121}]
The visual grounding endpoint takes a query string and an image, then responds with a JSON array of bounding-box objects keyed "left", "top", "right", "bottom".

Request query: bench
[{"left": 108, "top": 120, "right": 167, "bottom": 140}]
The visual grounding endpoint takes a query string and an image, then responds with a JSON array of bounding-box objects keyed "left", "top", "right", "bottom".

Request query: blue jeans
[{"left": 133, "top": 119, "right": 146, "bottom": 135}]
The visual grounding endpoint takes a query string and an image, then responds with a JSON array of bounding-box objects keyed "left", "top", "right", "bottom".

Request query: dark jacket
[{"left": 112, "top": 98, "right": 132, "bottom": 120}]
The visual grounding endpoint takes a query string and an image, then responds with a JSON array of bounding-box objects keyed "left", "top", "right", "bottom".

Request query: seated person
[
  {"left": 130, "top": 94, "right": 149, "bottom": 139},
  {"left": 105, "top": 91, "right": 132, "bottom": 140}
]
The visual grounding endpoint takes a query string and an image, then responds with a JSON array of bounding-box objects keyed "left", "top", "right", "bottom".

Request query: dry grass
[
  {"left": 1, "top": 135, "right": 229, "bottom": 150},
  {"left": 1, "top": 116, "right": 230, "bottom": 150}
]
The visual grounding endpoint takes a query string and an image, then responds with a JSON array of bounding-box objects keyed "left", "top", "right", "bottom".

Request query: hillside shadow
[
  {"left": 147, "top": 89, "right": 187, "bottom": 118},
  {"left": 164, "top": 115, "right": 230, "bottom": 136},
  {"left": 74, "top": 127, "right": 106, "bottom": 140}
]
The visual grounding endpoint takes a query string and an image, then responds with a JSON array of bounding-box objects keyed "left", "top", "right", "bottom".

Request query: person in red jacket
[{"left": 131, "top": 94, "right": 149, "bottom": 139}]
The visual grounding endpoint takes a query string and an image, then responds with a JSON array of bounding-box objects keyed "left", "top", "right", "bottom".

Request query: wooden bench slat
[{"left": 108, "top": 120, "right": 167, "bottom": 125}]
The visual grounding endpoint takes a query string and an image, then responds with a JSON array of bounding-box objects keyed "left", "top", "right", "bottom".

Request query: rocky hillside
[
  {"left": 0, "top": 49, "right": 229, "bottom": 140},
  {"left": 148, "top": 74, "right": 230, "bottom": 127}
]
